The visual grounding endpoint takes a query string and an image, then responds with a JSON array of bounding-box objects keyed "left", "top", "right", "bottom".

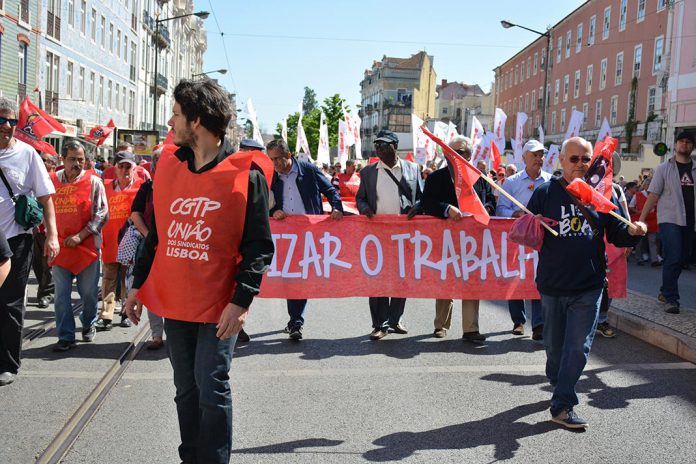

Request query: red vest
[
  {"left": 337, "top": 172, "right": 361, "bottom": 199},
  {"left": 633, "top": 191, "right": 658, "bottom": 232},
  {"left": 102, "top": 178, "right": 142, "bottom": 263},
  {"left": 50, "top": 171, "right": 99, "bottom": 274},
  {"left": 137, "top": 150, "right": 272, "bottom": 323}
]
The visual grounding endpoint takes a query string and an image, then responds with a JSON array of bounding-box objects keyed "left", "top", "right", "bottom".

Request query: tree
[{"left": 302, "top": 87, "right": 318, "bottom": 114}]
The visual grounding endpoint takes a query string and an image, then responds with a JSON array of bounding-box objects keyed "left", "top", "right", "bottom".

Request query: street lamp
[
  {"left": 191, "top": 69, "right": 227, "bottom": 78},
  {"left": 500, "top": 20, "right": 551, "bottom": 135},
  {"left": 152, "top": 10, "right": 209, "bottom": 133}
]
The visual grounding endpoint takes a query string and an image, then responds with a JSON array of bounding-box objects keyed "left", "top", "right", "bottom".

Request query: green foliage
[{"left": 302, "top": 87, "right": 318, "bottom": 114}]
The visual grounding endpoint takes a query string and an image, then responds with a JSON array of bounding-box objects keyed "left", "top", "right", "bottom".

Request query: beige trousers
[
  {"left": 99, "top": 262, "right": 126, "bottom": 321},
  {"left": 434, "top": 299, "right": 480, "bottom": 333}
]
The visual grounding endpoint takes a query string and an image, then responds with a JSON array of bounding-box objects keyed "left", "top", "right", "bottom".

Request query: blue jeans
[
  {"left": 52, "top": 260, "right": 100, "bottom": 342},
  {"left": 369, "top": 297, "right": 406, "bottom": 330},
  {"left": 508, "top": 299, "right": 544, "bottom": 328},
  {"left": 541, "top": 287, "right": 602, "bottom": 415},
  {"left": 659, "top": 223, "right": 694, "bottom": 304},
  {"left": 165, "top": 319, "right": 237, "bottom": 464},
  {"left": 287, "top": 299, "right": 307, "bottom": 328}
]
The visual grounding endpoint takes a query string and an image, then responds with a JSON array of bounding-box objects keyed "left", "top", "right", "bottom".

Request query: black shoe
[
  {"left": 37, "top": 296, "right": 52, "bottom": 309},
  {"left": 664, "top": 302, "right": 680, "bottom": 314},
  {"left": 119, "top": 314, "right": 132, "bottom": 328},
  {"left": 390, "top": 323, "right": 408, "bottom": 334},
  {"left": 53, "top": 339, "right": 77, "bottom": 352},
  {"left": 0, "top": 372, "right": 17, "bottom": 386},
  {"left": 289, "top": 325, "right": 303, "bottom": 340},
  {"left": 95, "top": 319, "right": 113, "bottom": 331},
  {"left": 82, "top": 326, "right": 96, "bottom": 342},
  {"left": 532, "top": 325, "right": 544, "bottom": 342},
  {"left": 551, "top": 408, "right": 589, "bottom": 429},
  {"left": 283, "top": 324, "right": 292, "bottom": 334},
  {"left": 237, "top": 328, "right": 250, "bottom": 343},
  {"left": 462, "top": 331, "right": 486, "bottom": 343}
]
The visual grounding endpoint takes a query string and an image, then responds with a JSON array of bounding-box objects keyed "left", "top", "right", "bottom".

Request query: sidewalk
[{"left": 609, "top": 290, "right": 696, "bottom": 363}]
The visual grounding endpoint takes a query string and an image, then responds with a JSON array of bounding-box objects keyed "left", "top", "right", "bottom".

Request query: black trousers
[
  {"left": 31, "top": 231, "right": 54, "bottom": 299},
  {"left": 0, "top": 234, "right": 33, "bottom": 374},
  {"left": 369, "top": 297, "right": 406, "bottom": 331}
]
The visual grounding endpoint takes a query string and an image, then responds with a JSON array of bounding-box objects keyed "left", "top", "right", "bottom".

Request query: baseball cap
[
  {"left": 239, "top": 138, "right": 265, "bottom": 150},
  {"left": 523, "top": 139, "right": 545, "bottom": 153},
  {"left": 675, "top": 131, "right": 695, "bottom": 144},
  {"left": 114, "top": 151, "right": 137, "bottom": 166},
  {"left": 374, "top": 130, "right": 399, "bottom": 145}
]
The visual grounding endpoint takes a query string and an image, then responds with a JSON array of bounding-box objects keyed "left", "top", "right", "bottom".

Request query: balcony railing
[
  {"left": 17, "top": 83, "right": 27, "bottom": 102},
  {"left": 151, "top": 72, "right": 168, "bottom": 94},
  {"left": 143, "top": 10, "right": 154, "bottom": 31},
  {"left": 153, "top": 25, "right": 170, "bottom": 48},
  {"left": 45, "top": 90, "right": 59, "bottom": 115}
]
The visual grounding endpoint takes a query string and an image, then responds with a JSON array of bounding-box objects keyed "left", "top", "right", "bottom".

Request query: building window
[
  {"left": 541, "top": 47, "right": 546, "bottom": 68},
  {"left": 68, "top": 0, "right": 74, "bottom": 28},
  {"left": 576, "top": 23, "right": 583, "bottom": 53},
  {"left": 78, "top": 66, "right": 84, "bottom": 99},
  {"left": 80, "top": 1, "right": 86, "bottom": 34},
  {"left": 589, "top": 15, "right": 596, "bottom": 46},
  {"left": 610, "top": 96, "right": 618, "bottom": 124},
  {"left": 600, "top": 58, "right": 608, "bottom": 90},
  {"left": 47, "top": 0, "right": 62, "bottom": 40},
  {"left": 647, "top": 86, "right": 656, "bottom": 115},
  {"left": 653, "top": 36, "right": 664, "bottom": 73},
  {"left": 657, "top": 0, "right": 667, "bottom": 11},
  {"left": 116, "top": 30, "right": 121, "bottom": 58},
  {"left": 582, "top": 102, "right": 589, "bottom": 130},
  {"left": 619, "top": 0, "right": 627, "bottom": 31},
  {"left": 442, "top": 107, "right": 447, "bottom": 115},
  {"left": 561, "top": 109, "right": 566, "bottom": 132},
  {"left": 565, "top": 31, "right": 571, "bottom": 58},
  {"left": 533, "top": 53, "right": 538, "bottom": 75},
  {"left": 563, "top": 74, "right": 569, "bottom": 102},
  {"left": 539, "top": 86, "right": 543, "bottom": 108},
  {"left": 615, "top": 52, "right": 624, "bottom": 86},
  {"left": 532, "top": 89, "right": 536, "bottom": 109},
  {"left": 554, "top": 79, "right": 560, "bottom": 104},
  {"left": 574, "top": 70, "right": 580, "bottom": 99},
  {"left": 603, "top": 7, "right": 611, "bottom": 40},
  {"left": 514, "top": 65, "right": 518, "bottom": 85},
  {"left": 525, "top": 93, "right": 529, "bottom": 112},
  {"left": 556, "top": 36, "right": 562, "bottom": 63},
  {"left": 586, "top": 64, "right": 593, "bottom": 94},
  {"left": 101, "top": 16, "right": 106, "bottom": 49},
  {"left": 89, "top": 71, "right": 95, "bottom": 104},
  {"left": 108, "top": 80, "right": 112, "bottom": 109},
  {"left": 18, "top": 43, "right": 27, "bottom": 85},
  {"left": 91, "top": 9, "right": 96, "bottom": 41},
  {"left": 99, "top": 75, "right": 103, "bottom": 107},
  {"left": 595, "top": 99, "right": 602, "bottom": 128},
  {"left": 638, "top": 0, "right": 646, "bottom": 22},
  {"left": 527, "top": 58, "right": 531, "bottom": 78},
  {"left": 634, "top": 44, "right": 642, "bottom": 78},
  {"left": 551, "top": 111, "right": 557, "bottom": 133},
  {"left": 109, "top": 23, "right": 114, "bottom": 54},
  {"left": 66, "top": 61, "right": 73, "bottom": 98},
  {"left": 45, "top": 51, "right": 60, "bottom": 113},
  {"left": 520, "top": 63, "right": 524, "bottom": 82},
  {"left": 115, "top": 84, "right": 119, "bottom": 113}
]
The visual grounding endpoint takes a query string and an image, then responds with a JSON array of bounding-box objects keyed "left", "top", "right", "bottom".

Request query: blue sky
[{"left": 195, "top": 0, "right": 585, "bottom": 132}]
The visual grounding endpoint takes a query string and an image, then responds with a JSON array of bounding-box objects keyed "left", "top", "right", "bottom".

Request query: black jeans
[
  {"left": 31, "top": 231, "right": 54, "bottom": 299},
  {"left": 0, "top": 234, "right": 33, "bottom": 374},
  {"left": 369, "top": 297, "right": 406, "bottom": 330}
]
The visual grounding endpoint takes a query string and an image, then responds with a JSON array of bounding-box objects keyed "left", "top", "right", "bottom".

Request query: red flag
[
  {"left": 14, "top": 97, "right": 65, "bottom": 155},
  {"left": 405, "top": 151, "right": 415, "bottom": 163},
  {"left": 566, "top": 178, "right": 617, "bottom": 213},
  {"left": 490, "top": 139, "right": 502, "bottom": 170},
  {"left": 420, "top": 125, "right": 490, "bottom": 225},
  {"left": 85, "top": 119, "right": 115, "bottom": 146},
  {"left": 368, "top": 157, "right": 379, "bottom": 164},
  {"left": 584, "top": 136, "right": 617, "bottom": 199}
]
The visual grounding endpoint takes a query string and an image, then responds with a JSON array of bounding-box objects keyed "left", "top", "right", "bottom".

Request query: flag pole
[
  {"left": 608, "top": 210, "right": 636, "bottom": 228},
  {"left": 478, "top": 174, "right": 559, "bottom": 237}
]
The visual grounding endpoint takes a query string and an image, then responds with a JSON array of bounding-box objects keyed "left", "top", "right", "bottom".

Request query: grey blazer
[{"left": 356, "top": 160, "right": 423, "bottom": 215}]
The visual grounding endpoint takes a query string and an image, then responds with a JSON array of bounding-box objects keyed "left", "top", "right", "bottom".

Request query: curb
[{"left": 609, "top": 292, "right": 696, "bottom": 364}]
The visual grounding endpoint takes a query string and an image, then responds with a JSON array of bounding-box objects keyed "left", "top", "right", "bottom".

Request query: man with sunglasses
[
  {"left": 356, "top": 130, "right": 422, "bottom": 340},
  {"left": 95, "top": 151, "right": 142, "bottom": 331},
  {"left": 526, "top": 136, "right": 646, "bottom": 429},
  {"left": 496, "top": 139, "right": 551, "bottom": 341},
  {"left": 0, "top": 97, "right": 59, "bottom": 386}
]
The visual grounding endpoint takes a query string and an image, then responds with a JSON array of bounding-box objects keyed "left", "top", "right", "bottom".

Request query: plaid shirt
[{"left": 56, "top": 170, "right": 109, "bottom": 249}]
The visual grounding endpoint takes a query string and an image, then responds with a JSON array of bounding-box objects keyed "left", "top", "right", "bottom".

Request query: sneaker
[
  {"left": 237, "top": 328, "right": 250, "bottom": 343},
  {"left": 283, "top": 324, "right": 292, "bottom": 334},
  {"left": 0, "top": 372, "right": 16, "bottom": 386},
  {"left": 52, "top": 339, "right": 77, "bottom": 352},
  {"left": 390, "top": 323, "right": 408, "bottom": 334},
  {"left": 512, "top": 323, "right": 524, "bottom": 335},
  {"left": 551, "top": 408, "right": 589, "bottom": 429},
  {"left": 369, "top": 329, "right": 388, "bottom": 341},
  {"left": 289, "top": 325, "right": 303, "bottom": 340},
  {"left": 433, "top": 328, "right": 447, "bottom": 338},
  {"left": 532, "top": 325, "right": 544, "bottom": 342},
  {"left": 462, "top": 331, "right": 487, "bottom": 343},
  {"left": 664, "top": 302, "right": 680, "bottom": 314},
  {"left": 82, "top": 326, "right": 96, "bottom": 342},
  {"left": 37, "top": 295, "right": 53, "bottom": 309},
  {"left": 95, "top": 319, "right": 113, "bottom": 331},
  {"left": 595, "top": 322, "right": 616, "bottom": 338},
  {"left": 119, "top": 314, "right": 132, "bottom": 328}
]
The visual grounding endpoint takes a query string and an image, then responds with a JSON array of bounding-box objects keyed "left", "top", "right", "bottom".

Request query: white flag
[
  {"left": 317, "top": 111, "right": 330, "bottom": 164},
  {"left": 338, "top": 119, "right": 349, "bottom": 168},
  {"left": 296, "top": 113, "right": 311, "bottom": 157},
  {"left": 538, "top": 126, "right": 545, "bottom": 144},
  {"left": 493, "top": 108, "right": 507, "bottom": 154},
  {"left": 352, "top": 112, "right": 363, "bottom": 159},
  {"left": 281, "top": 117, "right": 288, "bottom": 144},
  {"left": 597, "top": 117, "right": 611, "bottom": 141},
  {"left": 543, "top": 144, "right": 561, "bottom": 173},
  {"left": 343, "top": 107, "right": 356, "bottom": 147},
  {"left": 246, "top": 98, "right": 264, "bottom": 147},
  {"left": 473, "top": 132, "right": 492, "bottom": 167},
  {"left": 513, "top": 112, "right": 528, "bottom": 167},
  {"left": 565, "top": 110, "right": 584, "bottom": 140},
  {"left": 447, "top": 121, "right": 459, "bottom": 143},
  {"left": 470, "top": 116, "right": 485, "bottom": 162},
  {"left": 411, "top": 113, "right": 434, "bottom": 165}
]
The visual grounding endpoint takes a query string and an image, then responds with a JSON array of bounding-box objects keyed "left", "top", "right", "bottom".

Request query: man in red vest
[
  {"left": 50, "top": 140, "right": 108, "bottom": 351},
  {"left": 124, "top": 79, "right": 273, "bottom": 464},
  {"left": 95, "top": 151, "right": 141, "bottom": 331}
]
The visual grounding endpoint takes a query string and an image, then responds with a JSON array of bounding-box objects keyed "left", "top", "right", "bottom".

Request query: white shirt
[
  {"left": 376, "top": 159, "right": 402, "bottom": 215},
  {"left": 278, "top": 161, "right": 306, "bottom": 215},
  {"left": 0, "top": 139, "right": 55, "bottom": 238}
]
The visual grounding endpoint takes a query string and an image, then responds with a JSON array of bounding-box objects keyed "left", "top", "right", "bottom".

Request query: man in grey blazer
[{"left": 356, "top": 130, "right": 423, "bottom": 340}]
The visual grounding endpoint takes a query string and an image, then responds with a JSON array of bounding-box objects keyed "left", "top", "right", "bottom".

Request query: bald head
[{"left": 559, "top": 137, "right": 593, "bottom": 183}]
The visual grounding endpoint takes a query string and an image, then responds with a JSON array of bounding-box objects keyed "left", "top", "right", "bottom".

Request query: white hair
[{"left": 449, "top": 135, "right": 473, "bottom": 151}]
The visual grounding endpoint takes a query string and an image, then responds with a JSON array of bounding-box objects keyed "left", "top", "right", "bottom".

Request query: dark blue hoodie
[{"left": 526, "top": 177, "right": 640, "bottom": 296}]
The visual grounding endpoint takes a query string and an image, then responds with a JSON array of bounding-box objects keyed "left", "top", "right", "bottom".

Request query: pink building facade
[{"left": 494, "top": 0, "right": 669, "bottom": 154}]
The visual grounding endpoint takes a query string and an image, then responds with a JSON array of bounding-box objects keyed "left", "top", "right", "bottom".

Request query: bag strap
[
  {"left": 0, "top": 167, "right": 16, "bottom": 202},
  {"left": 382, "top": 167, "right": 413, "bottom": 202}
]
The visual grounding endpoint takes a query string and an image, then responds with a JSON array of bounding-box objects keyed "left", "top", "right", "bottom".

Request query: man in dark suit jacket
[
  {"left": 420, "top": 135, "right": 495, "bottom": 343},
  {"left": 267, "top": 139, "right": 343, "bottom": 340},
  {"left": 356, "top": 130, "right": 422, "bottom": 340}
]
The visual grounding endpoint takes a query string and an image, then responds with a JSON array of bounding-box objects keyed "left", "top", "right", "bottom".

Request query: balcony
[
  {"left": 153, "top": 25, "right": 171, "bottom": 48},
  {"left": 143, "top": 10, "right": 154, "bottom": 31},
  {"left": 17, "top": 83, "right": 27, "bottom": 102},
  {"left": 151, "top": 72, "right": 168, "bottom": 94},
  {"left": 45, "top": 90, "right": 59, "bottom": 115}
]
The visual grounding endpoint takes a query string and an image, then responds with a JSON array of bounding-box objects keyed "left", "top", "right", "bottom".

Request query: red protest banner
[{"left": 260, "top": 216, "right": 627, "bottom": 300}]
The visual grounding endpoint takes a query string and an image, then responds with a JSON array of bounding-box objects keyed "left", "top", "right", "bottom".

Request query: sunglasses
[
  {"left": 374, "top": 141, "right": 392, "bottom": 147},
  {"left": 0, "top": 117, "right": 19, "bottom": 127},
  {"left": 568, "top": 155, "right": 592, "bottom": 164},
  {"left": 117, "top": 163, "right": 133, "bottom": 169}
]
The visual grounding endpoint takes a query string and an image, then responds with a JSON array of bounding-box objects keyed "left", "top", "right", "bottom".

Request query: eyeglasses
[
  {"left": 568, "top": 155, "right": 592, "bottom": 164},
  {"left": 374, "top": 141, "right": 391, "bottom": 147},
  {"left": 0, "top": 117, "right": 19, "bottom": 127},
  {"left": 117, "top": 163, "right": 133, "bottom": 170}
]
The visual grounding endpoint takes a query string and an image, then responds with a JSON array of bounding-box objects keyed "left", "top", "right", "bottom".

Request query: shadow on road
[{"left": 231, "top": 438, "right": 345, "bottom": 455}]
